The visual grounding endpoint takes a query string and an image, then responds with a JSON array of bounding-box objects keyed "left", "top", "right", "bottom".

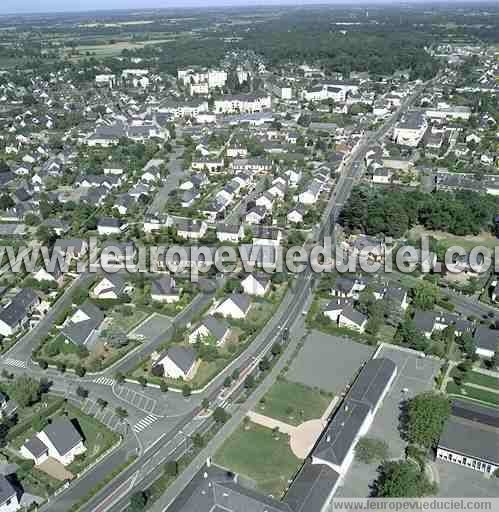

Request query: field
[
  {"left": 408, "top": 227, "right": 499, "bottom": 252},
  {"left": 257, "top": 379, "right": 331, "bottom": 426},
  {"left": 214, "top": 422, "right": 302, "bottom": 498}
]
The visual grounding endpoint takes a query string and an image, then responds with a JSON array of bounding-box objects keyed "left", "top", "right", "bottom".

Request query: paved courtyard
[
  {"left": 286, "top": 331, "right": 374, "bottom": 393},
  {"left": 435, "top": 460, "right": 499, "bottom": 498},
  {"left": 337, "top": 345, "right": 442, "bottom": 497}
]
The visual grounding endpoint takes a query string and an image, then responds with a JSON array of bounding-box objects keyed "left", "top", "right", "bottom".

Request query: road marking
[
  {"left": 3, "top": 358, "right": 26, "bottom": 368},
  {"left": 93, "top": 377, "right": 116, "bottom": 386},
  {"left": 133, "top": 414, "right": 160, "bottom": 433}
]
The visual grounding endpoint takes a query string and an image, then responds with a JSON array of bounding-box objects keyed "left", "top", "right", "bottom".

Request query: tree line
[{"left": 340, "top": 186, "right": 496, "bottom": 238}]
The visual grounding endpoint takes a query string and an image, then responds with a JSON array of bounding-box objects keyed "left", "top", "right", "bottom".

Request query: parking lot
[
  {"left": 286, "top": 331, "right": 374, "bottom": 393},
  {"left": 113, "top": 384, "right": 158, "bottom": 415},
  {"left": 128, "top": 313, "right": 172, "bottom": 342},
  {"left": 337, "top": 344, "right": 442, "bottom": 497},
  {"left": 81, "top": 398, "right": 126, "bottom": 434}
]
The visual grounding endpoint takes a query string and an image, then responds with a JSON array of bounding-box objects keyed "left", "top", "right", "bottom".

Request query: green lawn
[
  {"left": 446, "top": 381, "right": 499, "bottom": 407},
  {"left": 214, "top": 422, "right": 302, "bottom": 498},
  {"left": 257, "top": 379, "right": 331, "bottom": 426},
  {"left": 465, "top": 371, "right": 499, "bottom": 390}
]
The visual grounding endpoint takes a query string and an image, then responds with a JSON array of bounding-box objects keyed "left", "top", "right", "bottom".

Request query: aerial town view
[{"left": 0, "top": 0, "right": 496, "bottom": 511}]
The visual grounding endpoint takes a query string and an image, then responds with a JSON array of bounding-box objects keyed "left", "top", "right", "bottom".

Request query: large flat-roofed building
[
  {"left": 437, "top": 399, "right": 499, "bottom": 475},
  {"left": 393, "top": 111, "right": 427, "bottom": 147}
]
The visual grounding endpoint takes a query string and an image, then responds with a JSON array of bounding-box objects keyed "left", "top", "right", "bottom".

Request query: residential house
[
  {"left": 61, "top": 301, "right": 104, "bottom": 346},
  {"left": 252, "top": 226, "right": 282, "bottom": 247},
  {"left": 0, "top": 475, "right": 20, "bottom": 512},
  {"left": 473, "top": 326, "right": 498, "bottom": 360},
  {"left": 323, "top": 298, "right": 351, "bottom": 323},
  {"left": 241, "top": 274, "right": 271, "bottom": 297},
  {"left": 244, "top": 206, "right": 266, "bottom": 225},
  {"left": 0, "top": 289, "right": 40, "bottom": 337},
  {"left": 91, "top": 274, "right": 133, "bottom": 300},
  {"left": 338, "top": 305, "right": 368, "bottom": 333},
  {"left": 175, "top": 219, "right": 208, "bottom": 240},
  {"left": 188, "top": 315, "right": 231, "bottom": 346},
  {"left": 151, "top": 275, "right": 181, "bottom": 303},
  {"left": 21, "top": 417, "right": 86, "bottom": 467},
  {"left": 214, "top": 294, "right": 251, "bottom": 319},
  {"left": 97, "top": 217, "right": 127, "bottom": 236},
  {"left": 287, "top": 205, "right": 306, "bottom": 224},
  {"left": 155, "top": 346, "right": 199, "bottom": 380},
  {"left": 216, "top": 224, "right": 244, "bottom": 243}
]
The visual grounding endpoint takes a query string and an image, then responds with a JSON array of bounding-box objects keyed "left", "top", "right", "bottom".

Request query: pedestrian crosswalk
[
  {"left": 92, "top": 377, "right": 116, "bottom": 386},
  {"left": 3, "top": 358, "right": 26, "bottom": 369},
  {"left": 133, "top": 414, "right": 160, "bottom": 433}
]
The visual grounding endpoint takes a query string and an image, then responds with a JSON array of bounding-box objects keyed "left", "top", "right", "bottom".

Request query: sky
[{"left": 0, "top": 0, "right": 487, "bottom": 16}]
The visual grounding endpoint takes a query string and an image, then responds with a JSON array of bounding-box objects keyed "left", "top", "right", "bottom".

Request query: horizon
[{"left": 0, "top": 0, "right": 493, "bottom": 16}]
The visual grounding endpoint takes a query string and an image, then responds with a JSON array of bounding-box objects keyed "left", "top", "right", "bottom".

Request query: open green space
[
  {"left": 463, "top": 371, "right": 499, "bottom": 390},
  {"left": 257, "top": 378, "right": 331, "bottom": 426},
  {"left": 214, "top": 422, "right": 302, "bottom": 498},
  {"left": 446, "top": 381, "right": 499, "bottom": 407}
]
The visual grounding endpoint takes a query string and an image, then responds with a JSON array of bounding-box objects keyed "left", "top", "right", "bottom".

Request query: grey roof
[
  {"left": 0, "top": 475, "right": 16, "bottom": 506},
  {"left": 42, "top": 418, "right": 84, "bottom": 456},
  {"left": 473, "top": 326, "right": 498, "bottom": 353},
  {"left": 167, "top": 465, "right": 291, "bottom": 512},
  {"left": 324, "top": 297, "right": 351, "bottom": 311},
  {"left": 165, "top": 346, "right": 197, "bottom": 374},
  {"left": 53, "top": 238, "right": 86, "bottom": 254},
  {"left": 340, "top": 305, "right": 367, "bottom": 327},
  {"left": 314, "top": 358, "right": 396, "bottom": 467},
  {"left": 95, "top": 274, "right": 126, "bottom": 295},
  {"left": 23, "top": 434, "right": 49, "bottom": 458},
  {"left": 451, "top": 399, "right": 499, "bottom": 429},
  {"left": 201, "top": 315, "right": 230, "bottom": 340},
  {"left": 98, "top": 216, "right": 121, "bottom": 228},
  {"left": 223, "top": 294, "right": 251, "bottom": 314},
  {"left": 217, "top": 223, "right": 242, "bottom": 235},
  {"left": 438, "top": 415, "right": 499, "bottom": 466},
  {"left": 283, "top": 463, "right": 339, "bottom": 512},
  {"left": 151, "top": 275, "right": 178, "bottom": 297},
  {"left": 61, "top": 301, "right": 104, "bottom": 346},
  {"left": 398, "top": 111, "right": 426, "bottom": 130},
  {"left": 0, "top": 288, "right": 38, "bottom": 328}
]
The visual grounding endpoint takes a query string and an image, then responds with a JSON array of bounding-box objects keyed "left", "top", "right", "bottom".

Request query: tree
[
  {"left": 405, "top": 392, "right": 451, "bottom": 449},
  {"left": 115, "top": 407, "right": 128, "bottom": 420},
  {"left": 114, "top": 372, "right": 125, "bottom": 384},
  {"left": 223, "top": 376, "right": 232, "bottom": 388},
  {"left": 213, "top": 407, "right": 230, "bottom": 424},
  {"left": 395, "top": 318, "right": 429, "bottom": 352},
  {"left": 244, "top": 375, "right": 255, "bottom": 389},
  {"left": 412, "top": 281, "right": 440, "bottom": 311},
  {"left": 374, "top": 460, "right": 436, "bottom": 497},
  {"left": 138, "top": 376, "right": 147, "bottom": 388},
  {"left": 11, "top": 376, "right": 41, "bottom": 407},
  {"left": 355, "top": 437, "right": 389, "bottom": 464},
  {"left": 201, "top": 398, "right": 210, "bottom": 411},
  {"left": 97, "top": 398, "right": 108, "bottom": 409},
  {"left": 75, "top": 365, "right": 86, "bottom": 378},
  {"left": 76, "top": 386, "right": 88, "bottom": 399},
  {"left": 160, "top": 381, "right": 169, "bottom": 393},
  {"left": 191, "top": 433, "right": 204, "bottom": 448},
  {"left": 182, "top": 384, "right": 191, "bottom": 397},
  {"left": 0, "top": 194, "right": 14, "bottom": 211},
  {"left": 164, "top": 460, "right": 178, "bottom": 477},
  {"left": 130, "top": 491, "right": 148, "bottom": 511}
]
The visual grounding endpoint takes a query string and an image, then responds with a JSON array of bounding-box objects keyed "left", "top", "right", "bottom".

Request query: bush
[
  {"left": 151, "top": 365, "right": 164, "bottom": 377},
  {"left": 160, "top": 381, "right": 169, "bottom": 393},
  {"left": 182, "top": 384, "right": 191, "bottom": 397}
]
